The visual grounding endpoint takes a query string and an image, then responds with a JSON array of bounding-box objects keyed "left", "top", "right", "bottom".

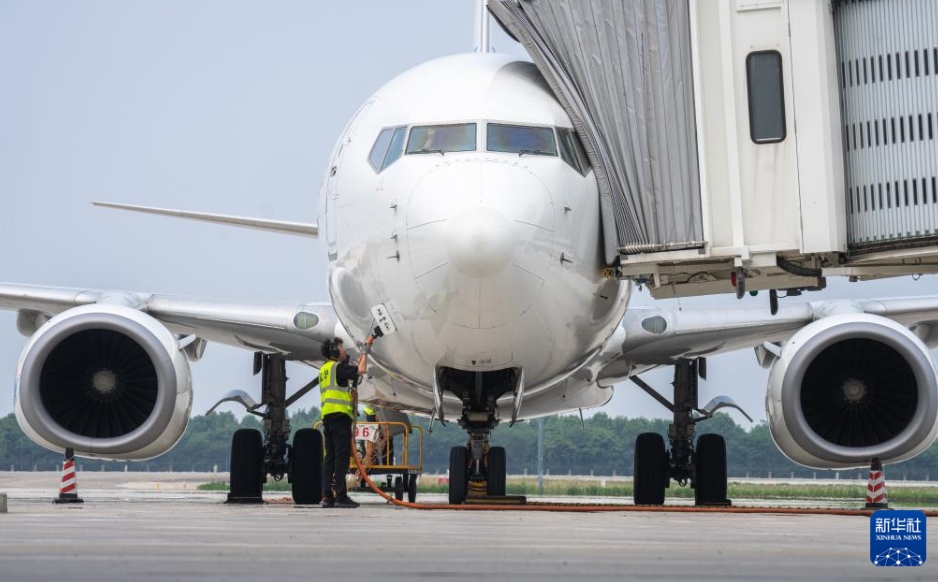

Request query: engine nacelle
[
  {"left": 14, "top": 304, "right": 193, "bottom": 460},
  {"left": 767, "top": 313, "right": 938, "bottom": 469}
]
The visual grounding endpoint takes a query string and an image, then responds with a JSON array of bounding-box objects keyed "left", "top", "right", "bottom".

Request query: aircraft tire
[
  {"left": 694, "top": 433, "right": 728, "bottom": 505},
  {"left": 487, "top": 446, "right": 507, "bottom": 497},
  {"left": 290, "top": 428, "right": 323, "bottom": 505},
  {"left": 448, "top": 446, "right": 469, "bottom": 504},
  {"left": 633, "top": 432, "right": 667, "bottom": 505},
  {"left": 229, "top": 428, "right": 264, "bottom": 501}
]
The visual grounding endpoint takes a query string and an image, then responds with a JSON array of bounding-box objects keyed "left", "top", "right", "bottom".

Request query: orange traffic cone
[
  {"left": 54, "top": 448, "right": 83, "bottom": 504},
  {"left": 865, "top": 457, "right": 887, "bottom": 509}
]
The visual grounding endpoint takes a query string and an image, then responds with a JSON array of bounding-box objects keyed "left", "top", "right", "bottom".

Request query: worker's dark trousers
[{"left": 322, "top": 412, "right": 353, "bottom": 499}]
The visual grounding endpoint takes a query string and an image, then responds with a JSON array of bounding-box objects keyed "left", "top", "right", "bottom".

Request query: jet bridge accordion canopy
[{"left": 489, "top": 0, "right": 704, "bottom": 264}]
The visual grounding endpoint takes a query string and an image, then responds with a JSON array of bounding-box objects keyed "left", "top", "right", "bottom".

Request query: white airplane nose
[
  {"left": 447, "top": 207, "right": 515, "bottom": 278},
  {"left": 406, "top": 160, "right": 555, "bottom": 329}
]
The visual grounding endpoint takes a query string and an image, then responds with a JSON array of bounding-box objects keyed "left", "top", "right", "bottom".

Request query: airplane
[{"left": 2, "top": 1, "right": 937, "bottom": 507}]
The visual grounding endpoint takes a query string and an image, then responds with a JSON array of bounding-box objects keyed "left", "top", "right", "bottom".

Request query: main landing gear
[
  {"left": 441, "top": 368, "right": 516, "bottom": 504},
  {"left": 631, "top": 358, "right": 752, "bottom": 506},
  {"left": 207, "top": 353, "right": 323, "bottom": 505}
]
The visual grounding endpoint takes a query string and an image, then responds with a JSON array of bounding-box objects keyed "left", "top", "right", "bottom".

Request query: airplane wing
[
  {"left": 598, "top": 297, "right": 938, "bottom": 383},
  {"left": 10, "top": 281, "right": 938, "bottom": 370},
  {"left": 0, "top": 283, "right": 340, "bottom": 362}
]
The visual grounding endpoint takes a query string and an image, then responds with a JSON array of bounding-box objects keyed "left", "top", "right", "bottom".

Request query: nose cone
[
  {"left": 447, "top": 207, "right": 515, "bottom": 278},
  {"left": 406, "top": 160, "right": 554, "bottom": 329}
]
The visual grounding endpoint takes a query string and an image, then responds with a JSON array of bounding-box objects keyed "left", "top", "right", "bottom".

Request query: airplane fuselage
[{"left": 318, "top": 54, "right": 630, "bottom": 419}]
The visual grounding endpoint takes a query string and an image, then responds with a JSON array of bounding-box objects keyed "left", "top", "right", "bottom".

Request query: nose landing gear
[
  {"left": 441, "top": 367, "right": 517, "bottom": 504},
  {"left": 447, "top": 406, "right": 512, "bottom": 504}
]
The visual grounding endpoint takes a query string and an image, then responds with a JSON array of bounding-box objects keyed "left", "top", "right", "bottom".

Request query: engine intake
[
  {"left": 40, "top": 328, "right": 159, "bottom": 439},
  {"left": 15, "top": 304, "right": 192, "bottom": 460},
  {"left": 800, "top": 338, "right": 916, "bottom": 447},
  {"left": 767, "top": 313, "right": 938, "bottom": 469}
]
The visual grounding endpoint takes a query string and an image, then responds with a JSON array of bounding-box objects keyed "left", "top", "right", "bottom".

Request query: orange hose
[{"left": 348, "top": 434, "right": 936, "bottom": 516}]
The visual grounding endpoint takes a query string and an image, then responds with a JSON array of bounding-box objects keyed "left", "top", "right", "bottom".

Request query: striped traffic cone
[
  {"left": 865, "top": 457, "right": 887, "bottom": 509},
  {"left": 54, "top": 448, "right": 83, "bottom": 504}
]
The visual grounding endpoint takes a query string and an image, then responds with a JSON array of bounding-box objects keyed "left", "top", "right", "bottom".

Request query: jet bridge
[{"left": 490, "top": 0, "right": 938, "bottom": 299}]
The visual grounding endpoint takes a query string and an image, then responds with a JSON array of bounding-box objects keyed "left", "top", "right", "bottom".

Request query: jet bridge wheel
[
  {"left": 633, "top": 432, "right": 667, "bottom": 505},
  {"left": 694, "top": 434, "right": 728, "bottom": 506},
  {"left": 229, "top": 428, "right": 264, "bottom": 502},
  {"left": 487, "top": 446, "right": 507, "bottom": 497},
  {"left": 448, "top": 446, "right": 469, "bottom": 504},
  {"left": 290, "top": 428, "right": 323, "bottom": 505}
]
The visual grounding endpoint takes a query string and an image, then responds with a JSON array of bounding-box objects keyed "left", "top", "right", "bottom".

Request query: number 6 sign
[{"left": 355, "top": 423, "right": 380, "bottom": 442}]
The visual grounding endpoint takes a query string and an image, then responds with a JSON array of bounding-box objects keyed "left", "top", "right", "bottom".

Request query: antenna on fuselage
[{"left": 473, "top": 0, "right": 493, "bottom": 53}]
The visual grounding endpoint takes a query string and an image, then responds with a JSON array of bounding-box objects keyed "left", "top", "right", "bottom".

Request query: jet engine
[
  {"left": 767, "top": 313, "right": 938, "bottom": 469},
  {"left": 14, "top": 304, "right": 192, "bottom": 460}
]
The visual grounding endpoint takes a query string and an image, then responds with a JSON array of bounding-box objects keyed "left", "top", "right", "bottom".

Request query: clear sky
[{"left": 2, "top": 1, "right": 937, "bottom": 429}]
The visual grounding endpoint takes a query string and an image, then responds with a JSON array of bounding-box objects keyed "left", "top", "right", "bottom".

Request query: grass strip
[{"left": 198, "top": 478, "right": 938, "bottom": 504}]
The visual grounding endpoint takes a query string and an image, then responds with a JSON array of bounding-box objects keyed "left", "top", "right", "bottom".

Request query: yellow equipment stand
[{"left": 315, "top": 420, "right": 424, "bottom": 503}]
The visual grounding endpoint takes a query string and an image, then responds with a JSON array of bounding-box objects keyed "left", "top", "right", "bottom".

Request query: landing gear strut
[
  {"left": 222, "top": 353, "right": 322, "bottom": 504},
  {"left": 631, "top": 359, "right": 748, "bottom": 506},
  {"left": 442, "top": 368, "right": 516, "bottom": 504},
  {"left": 449, "top": 396, "right": 503, "bottom": 504}
]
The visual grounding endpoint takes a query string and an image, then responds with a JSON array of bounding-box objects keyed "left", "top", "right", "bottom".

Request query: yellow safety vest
[
  {"left": 363, "top": 406, "right": 375, "bottom": 416},
  {"left": 319, "top": 360, "right": 353, "bottom": 418}
]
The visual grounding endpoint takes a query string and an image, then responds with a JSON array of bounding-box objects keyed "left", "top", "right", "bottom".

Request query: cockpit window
[
  {"left": 406, "top": 123, "right": 477, "bottom": 155},
  {"left": 487, "top": 123, "right": 557, "bottom": 156},
  {"left": 383, "top": 127, "right": 407, "bottom": 168},
  {"left": 368, "top": 128, "right": 394, "bottom": 172},
  {"left": 368, "top": 126, "right": 408, "bottom": 173},
  {"left": 557, "top": 127, "right": 591, "bottom": 176}
]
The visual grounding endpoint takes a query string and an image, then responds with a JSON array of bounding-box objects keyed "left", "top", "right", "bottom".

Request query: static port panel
[{"left": 835, "top": 0, "right": 938, "bottom": 253}]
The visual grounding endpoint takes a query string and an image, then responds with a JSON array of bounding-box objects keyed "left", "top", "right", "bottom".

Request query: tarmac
[{"left": 0, "top": 472, "right": 935, "bottom": 581}]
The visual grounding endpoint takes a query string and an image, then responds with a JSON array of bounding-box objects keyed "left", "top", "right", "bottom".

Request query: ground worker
[
  {"left": 362, "top": 405, "right": 379, "bottom": 468},
  {"left": 319, "top": 333, "right": 376, "bottom": 508}
]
